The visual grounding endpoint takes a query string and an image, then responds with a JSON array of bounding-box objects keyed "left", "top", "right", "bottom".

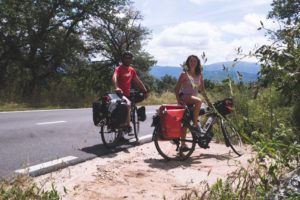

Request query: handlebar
[{"left": 129, "top": 89, "right": 146, "bottom": 103}]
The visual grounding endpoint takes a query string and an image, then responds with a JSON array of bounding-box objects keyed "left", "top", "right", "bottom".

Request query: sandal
[{"left": 180, "top": 145, "right": 191, "bottom": 152}]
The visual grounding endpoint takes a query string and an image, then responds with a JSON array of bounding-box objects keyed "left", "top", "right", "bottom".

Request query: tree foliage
[
  {"left": 254, "top": 0, "right": 300, "bottom": 129},
  {"left": 86, "top": 7, "right": 157, "bottom": 92},
  {"left": 255, "top": 0, "right": 300, "bottom": 102},
  {"left": 0, "top": 0, "right": 156, "bottom": 104}
]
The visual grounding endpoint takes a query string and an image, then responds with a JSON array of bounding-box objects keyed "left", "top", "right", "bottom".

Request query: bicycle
[
  {"left": 152, "top": 97, "right": 243, "bottom": 161},
  {"left": 100, "top": 89, "right": 146, "bottom": 148}
]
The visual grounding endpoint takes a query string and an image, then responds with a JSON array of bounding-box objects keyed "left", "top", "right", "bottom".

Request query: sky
[{"left": 132, "top": 0, "right": 277, "bottom": 66}]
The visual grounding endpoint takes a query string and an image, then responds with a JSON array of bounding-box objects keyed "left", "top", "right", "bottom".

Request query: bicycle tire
[
  {"left": 221, "top": 118, "right": 244, "bottom": 156},
  {"left": 100, "top": 125, "right": 122, "bottom": 148},
  {"left": 132, "top": 106, "right": 139, "bottom": 142},
  {"left": 153, "top": 123, "right": 196, "bottom": 161}
]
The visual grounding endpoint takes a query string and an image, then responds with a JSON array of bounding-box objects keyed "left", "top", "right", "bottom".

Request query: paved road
[{"left": 0, "top": 105, "right": 160, "bottom": 178}]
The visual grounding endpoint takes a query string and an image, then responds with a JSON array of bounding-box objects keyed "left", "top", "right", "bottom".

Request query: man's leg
[{"left": 122, "top": 96, "right": 131, "bottom": 127}]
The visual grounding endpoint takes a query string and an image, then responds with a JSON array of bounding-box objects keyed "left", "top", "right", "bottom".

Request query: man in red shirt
[{"left": 112, "top": 51, "right": 148, "bottom": 132}]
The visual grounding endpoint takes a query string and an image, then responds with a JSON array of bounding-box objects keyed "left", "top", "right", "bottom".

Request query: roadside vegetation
[
  {"left": 0, "top": 174, "right": 61, "bottom": 200},
  {"left": 180, "top": 0, "right": 300, "bottom": 199}
]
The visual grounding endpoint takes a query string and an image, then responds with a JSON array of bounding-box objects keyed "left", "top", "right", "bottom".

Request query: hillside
[{"left": 150, "top": 61, "right": 260, "bottom": 82}]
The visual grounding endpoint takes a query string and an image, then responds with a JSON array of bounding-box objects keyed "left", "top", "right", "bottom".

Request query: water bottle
[{"left": 203, "top": 115, "right": 215, "bottom": 132}]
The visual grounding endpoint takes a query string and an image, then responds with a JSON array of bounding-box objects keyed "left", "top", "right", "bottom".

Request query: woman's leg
[
  {"left": 180, "top": 95, "right": 202, "bottom": 126},
  {"left": 181, "top": 126, "right": 188, "bottom": 146}
]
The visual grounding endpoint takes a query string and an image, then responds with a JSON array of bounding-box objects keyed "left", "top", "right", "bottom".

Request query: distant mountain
[{"left": 149, "top": 61, "right": 260, "bottom": 82}]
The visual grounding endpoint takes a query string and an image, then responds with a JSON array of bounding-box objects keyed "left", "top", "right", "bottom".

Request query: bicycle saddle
[{"left": 187, "top": 104, "right": 205, "bottom": 115}]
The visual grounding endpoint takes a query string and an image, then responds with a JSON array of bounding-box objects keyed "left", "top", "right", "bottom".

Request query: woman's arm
[{"left": 175, "top": 72, "right": 186, "bottom": 103}]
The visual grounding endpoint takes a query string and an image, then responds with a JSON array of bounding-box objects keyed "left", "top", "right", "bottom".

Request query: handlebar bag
[
  {"left": 130, "top": 91, "right": 145, "bottom": 103},
  {"left": 214, "top": 98, "right": 234, "bottom": 115},
  {"left": 159, "top": 105, "right": 185, "bottom": 139}
]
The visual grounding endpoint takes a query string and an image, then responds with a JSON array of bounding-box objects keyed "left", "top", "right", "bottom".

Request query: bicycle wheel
[
  {"left": 153, "top": 124, "right": 196, "bottom": 161},
  {"left": 100, "top": 125, "right": 122, "bottom": 148},
  {"left": 132, "top": 106, "right": 139, "bottom": 141},
  {"left": 221, "top": 118, "right": 243, "bottom": 156}
]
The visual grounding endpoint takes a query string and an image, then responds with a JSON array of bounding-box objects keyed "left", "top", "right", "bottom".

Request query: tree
[
  {"left": 154, "top": 75, "right": 178, "bottom": 93},
  {"left": 254, "top": 0, "right": 300, "bottom": 128},
  {"left": 87, "top": 6, "right": 157, "bottom": 93},
  {"left": 87, "top": 8, "right": 150, "bottom": 66},
  {"left": 0, "top": 0, "right": 127, "bottom": 101}
]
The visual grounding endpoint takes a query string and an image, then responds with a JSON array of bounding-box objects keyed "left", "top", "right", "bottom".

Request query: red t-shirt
[{"left": 114, "top": 65, "right": 137, "bottom": 96}]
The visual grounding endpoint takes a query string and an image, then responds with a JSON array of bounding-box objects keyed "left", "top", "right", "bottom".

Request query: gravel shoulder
[{"left": 35, "top": 141, "right": 255, "bottom": 200}]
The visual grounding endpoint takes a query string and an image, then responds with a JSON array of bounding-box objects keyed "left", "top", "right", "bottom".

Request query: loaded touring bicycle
[
  {"left": 93, "top": 89, "right": 147, "bottom": 148},
  {"left": 152, "top": 97, "right": 244, "bottom": 161}
]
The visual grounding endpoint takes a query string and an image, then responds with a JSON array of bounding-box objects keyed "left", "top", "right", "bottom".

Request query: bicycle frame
[{"left": 181, "top": 104, "right": 233, "bottom": 146}]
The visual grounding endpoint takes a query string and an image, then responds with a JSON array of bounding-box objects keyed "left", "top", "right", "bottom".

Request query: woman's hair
[{"left": 186, "top": 55, "right": 201, "bottom": 75}]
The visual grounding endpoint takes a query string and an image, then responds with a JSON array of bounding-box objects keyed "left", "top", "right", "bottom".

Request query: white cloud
[
  {"left": 221, "top": 13, "right": 277, "bottom": 35},
  {"left": 143, "top": 16, "right": 273, "bottom": 66},
  {"left": 156, "top": 22, "right": 220, "bottom": 48},
  {"left": 189, "top": 0, "right": 272, "bottom": 6},
  {"left": 133, "top": 0, "right": 274, "bottom": 66},
  {"left": 250, "top": 0, "right": 272, "bottom": 6},
  {"left": 144, "top": 21, "right": 224, "bottom": 66},
  {"left": 189, "top": 0, "right": 232, "bottom": 5}
]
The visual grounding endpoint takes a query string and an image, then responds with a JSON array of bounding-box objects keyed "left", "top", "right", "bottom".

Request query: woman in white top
[{"left": 175, "top": 55, "right": 211, "bottom": 151}]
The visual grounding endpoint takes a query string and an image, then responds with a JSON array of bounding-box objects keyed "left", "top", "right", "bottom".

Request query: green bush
[{"left": 0, "top": 174, "right": 62, "bottom": 200}]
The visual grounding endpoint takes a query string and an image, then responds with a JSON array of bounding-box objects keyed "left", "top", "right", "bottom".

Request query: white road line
[
  {"left": 0, "top": 108, "right": 89, "bottom": 114},
  {"left": 15, "top": 156, "right": 78, "bottom": 174},
  {"left": 129, "top": 134, "right": 152, "bottom": 142},
  {"left": 146, "top": 111, "right": 157, "bottom": 114},
  {"left": 36, "top": 121, "right": 67, "bottom": 125}
]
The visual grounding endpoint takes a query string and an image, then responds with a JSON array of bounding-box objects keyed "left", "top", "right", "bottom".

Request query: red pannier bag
[{"left": 159, "top": 105, "right": 185, "bottom": 139}]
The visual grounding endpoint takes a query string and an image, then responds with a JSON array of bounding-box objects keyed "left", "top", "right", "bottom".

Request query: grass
[
  {"left": 0, "top": 91, "right": 178, "bottom": 112},
  {"left": 141, "top": 91, "right": 177, "bottom": 105},
  {"left": 0, "top": 90, "right": 220, "bottom": 111},
  {"left": 0, "top": 102, "right": 80, "bottom": 112},
  {"left": 0, "top": 174, "right": 61, "bottom": 200}
]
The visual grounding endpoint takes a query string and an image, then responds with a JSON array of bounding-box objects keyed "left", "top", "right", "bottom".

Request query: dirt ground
[{"left": 35, "top": 141, "right": 255, "bottom": 200}]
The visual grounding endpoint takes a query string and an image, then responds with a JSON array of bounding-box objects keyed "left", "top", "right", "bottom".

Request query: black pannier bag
[
  {"left": 137, "top": 106, "right": 146, "bottom": 121},
  {"left": 107, "top": 93, "right": 128, "bottom": 128},
  {"left": 92, "top": 95, "right": 110, "bottom": 126},
  {"left": 214, "top": 97, "right": 234, "bottom": 116}
]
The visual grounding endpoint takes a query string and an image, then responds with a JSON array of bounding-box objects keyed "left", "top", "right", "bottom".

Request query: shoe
[
  {"left": 191, "top": 125, "right": 206, "bottom": 136},
  {"left": 126, "top": 126, "right": 134, "bottom": 136},
  {"left": 127, "top": 126, "right": 132, "bottom": 133},
  {"left": 180, "top": 145, "right": 191, "bottom": 152},
  {"left": 119, "top": 136, "right": 129, "bottom": 143}
]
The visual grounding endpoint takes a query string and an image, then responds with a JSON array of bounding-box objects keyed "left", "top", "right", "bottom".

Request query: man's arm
[
  {"left": 133, "top": 77, "right": 148, "bottom": 96},
  {"left": 112, "top": 73, "right": 123, "bottom": 94}
]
